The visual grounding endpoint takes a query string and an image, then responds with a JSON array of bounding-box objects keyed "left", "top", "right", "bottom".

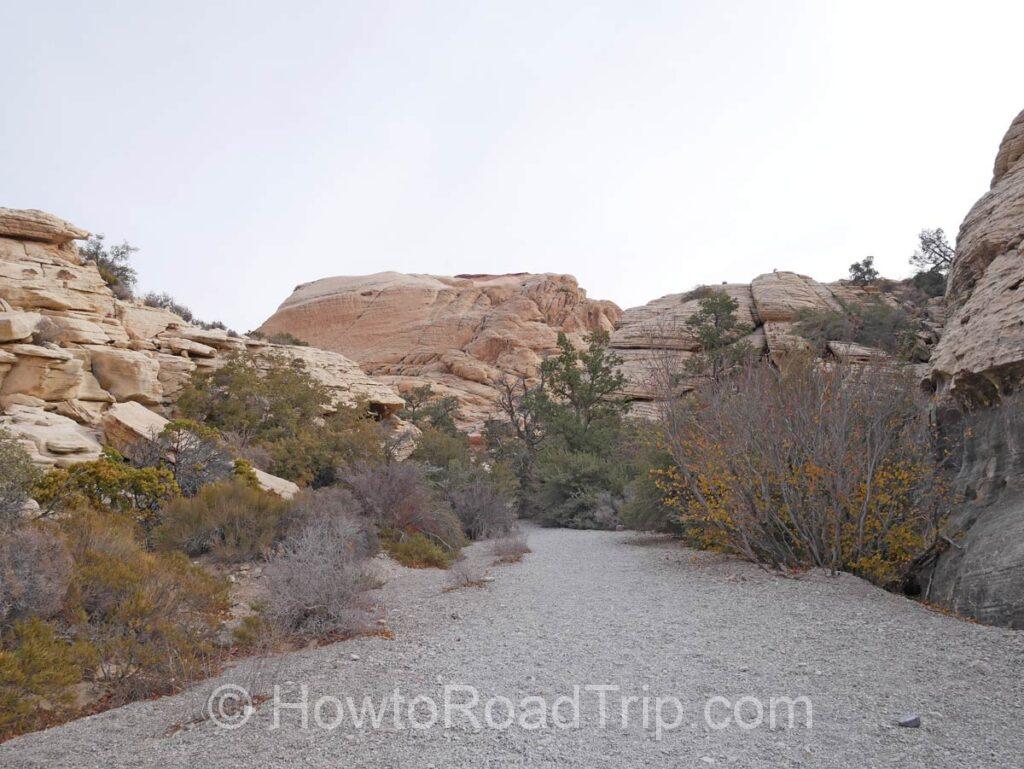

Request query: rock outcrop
[
  {"left": 610, "top": 272, "right": 941, "bottom": 412},
  {"left": 260, "top": 272, "right": 621, "bottom": 426},
  {"left": 0, "top": 207, "right": 405, "bottom": 492},
  {"left": 921, "top": 108, "right": 1024, "bottom": 627},
  {"left": 928, "top": 108, "right": 1024, "bottom": 403}
]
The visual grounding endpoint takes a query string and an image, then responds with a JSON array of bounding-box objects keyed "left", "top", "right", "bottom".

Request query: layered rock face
[
  {"left": 610, "top": 272, "right": 941, "bottom": 411},
  {"left": 0, "top": 208, "right": 403, "bottom": 489},
  {"left": 928, "top": 108, "right": 1024, "bottom": 402},
  {"left": 260, "top": 272, "right": 621, "bottom": 426},
  {"left": 922, "top": 108, "right": 1024, "bottom": 626}
]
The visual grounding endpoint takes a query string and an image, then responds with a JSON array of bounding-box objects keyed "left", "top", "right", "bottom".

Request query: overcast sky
[{"left": 3, "top": 2, "right": 1023, "bottom": 331}]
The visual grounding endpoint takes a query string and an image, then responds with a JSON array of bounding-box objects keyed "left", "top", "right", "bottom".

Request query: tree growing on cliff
[
  {"left": 684, "top": 291, "right": 754, "bottom": 381},
  {"left": 848, "top": 256, "right": 879, "bottom": 285},
  {"left": 79, "top": 235, "right": 137, "bottom": 299},
  {"left": 911, "top": 228, "right": 954, "bottom": 273}
]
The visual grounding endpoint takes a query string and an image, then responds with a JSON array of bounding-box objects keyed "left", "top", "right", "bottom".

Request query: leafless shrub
[
  {"left": 657, "top": 355, "right": 954, "bottom": 587},
  {"left": 263, "top": 511, "right": 380, "bottom": 638},
  {"left": 444, "top": 556, "right": 487, "bottom": 591},
  {"left": 282, "top": 486, "right": 363, "bottom": 535},
  {"left": 491, "top": 531, "right": 531, "bottom": 564},
  {"left": 30, "top": 316, "right": 63, "bottom": 345},
  {"left": 127, "top": 421, "right": 234, "bottom": 496},
  {"left": 0, "top": 524, "right": 72, "bottom": 627},
  {"left": 341, "top": 461, "right": 463, "bottom": 549},
  {"left": 446, "top": 477, "right": 515, "bottom": 540}
]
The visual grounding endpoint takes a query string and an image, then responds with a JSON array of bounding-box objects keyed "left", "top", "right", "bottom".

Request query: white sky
[{"left": 3, "top": 1, "right": 1023, "bottom": 331}]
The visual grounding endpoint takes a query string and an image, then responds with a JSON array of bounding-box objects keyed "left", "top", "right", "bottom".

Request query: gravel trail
[{"left": 3, "top": 526, "right": 1023, "bottom": 768}]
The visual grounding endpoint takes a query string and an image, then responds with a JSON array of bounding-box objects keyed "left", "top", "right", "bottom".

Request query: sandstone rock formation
[
  {"left": 610, "top": 272, "right": 940, "bottom": 412},
  {"left": 921, "top": 108, "right": 1024, "bottom": 627},
  {"left": 0, "top": 207, "right": 405, "bottom": 491},
  {"left": 928, "top": 108, "right": 1024, "bottom": 402},
  {"left": 260, "top": 272, "right": 621, "bottom": 427}
]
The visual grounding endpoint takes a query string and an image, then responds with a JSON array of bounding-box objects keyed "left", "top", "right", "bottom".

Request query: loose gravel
[{"left": 3, "top": 526, "right": 1023, "bottom": 768}]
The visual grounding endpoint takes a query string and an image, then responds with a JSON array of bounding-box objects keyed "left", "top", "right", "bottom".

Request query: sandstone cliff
[
  {"left": 259, "top": 272, "right": 621, "bottom": 426},
  {"left": 0, "top": 208, "right": 404, "bottom": 490},
  {"left": 922, "top": 108, "right": 1024, "bottom": 627}
]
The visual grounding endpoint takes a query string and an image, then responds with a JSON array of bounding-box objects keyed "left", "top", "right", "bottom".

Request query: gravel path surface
[{"left": 3, "top": 526, "right": 1024, "bottom": 768}]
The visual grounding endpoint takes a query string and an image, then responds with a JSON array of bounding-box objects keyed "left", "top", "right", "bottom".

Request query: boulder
[
  {"left": 0, "top": 344, "right": 84, "bottom": 401},
  {"left": 0, "top": 208, "right": 90, "bottom": 245},
  {"left": 0, "top": 404, "right": 102, "bottom": 467},
  {"left": 86, "top": 346, "right": 163, "bottom": 405},
  {"left": 251, "top": 468, "right": 300, "bottom": 500},
  {"left": 100, "top": 400, "right": 168, "bottom": 452},
  {"left": 0, "top": 311, "right": 40, "bottom": 342}
]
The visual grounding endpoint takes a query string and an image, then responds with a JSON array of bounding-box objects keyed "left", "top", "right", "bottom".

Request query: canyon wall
[
  {"left": 922, "top": 108, "right": 1024, "bottom": 626},
  {"left": 0, "top": 208, "right": 404, "bottom": 492}
]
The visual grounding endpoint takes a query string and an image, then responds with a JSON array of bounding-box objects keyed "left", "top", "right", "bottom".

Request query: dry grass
[{"left": 491, "top": 532, "right": 531, "bottom": 564}]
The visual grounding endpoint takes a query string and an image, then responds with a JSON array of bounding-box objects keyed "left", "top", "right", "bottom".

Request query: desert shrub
[
  {"left": 32, "top": 452, "right": 179, "bottom": 537},
  {"left": 154, "top": 480, "right": 290, "bottom": 562},
  {"left": 177, "top": 352, "right": 331, "bottom": 447},
  {"left": 142, "top": 291, "right": 194, "bottom": 322},
  {"left": 0, "top": 429, "right": 38, "bottom": 529},
  {"left": 341, "top": 461, "right": 463, "bottom": 550},
  {"left": 0, "top": 618, "right": 86, "bottom": 738},
  {"left": 443, "top": 471, "right": 515, "bottom": 540},
  {"left": 266, "top": 331, "right": 308, "bottom": 346},
  {"left": 444, "top": 556, "right": 486, "bottom": 590},
  {"left": 30, "top": 316, "right": 63, "bottom": 345},
  {"left": 79, "top": 235, "right": 137, "bottom": 299},
  {"left": 491, "top": 531, "right": 531, "bottom": 563},
  {"left": 382, "top": 532, "right": 453, "bottom": 569},
  {"left": 531, "top": 447, "right": 626, "bottom": 529},
  {"left": 60, "top": 510, "right": 227, "bottom": 703},
  {"left": 263, "top": 510, "right": 379, "bottom": 638},
  {"left": 619, "top": 445, "right": 681, "bottom": 534},
  {"left": 265, "top": 405, "right": 386, "bottom": 486},
  {"left": 911, "top": 268, "right": 946, "bottom": 298},
  {"left": 411, "top": 425, "right": 472, "bottom": 468},
  {"left": 400, "top": 385, "right": 461, "bottom": 433},
  {"left": 127, "top": 420, "right": 234, "bottom": 496},
  {"left": 795, "top": 300, "right": 924, "bottom": 361},
  {"left": 0, "top": 524, "right": 72, "bottom": 628},
  {"left": 659, "top": 357, "right": 952, "bottom": 588}
]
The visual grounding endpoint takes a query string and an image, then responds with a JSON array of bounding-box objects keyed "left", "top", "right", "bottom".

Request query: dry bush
[
  {"left": 127, "top": 420, "right": 234, "bottom": 497},
  {"left": 444, "top": 556, "right": 487, "bottom": 590},
  {"left": 658, "top": 356, "right": 952, "bottom": 587},
  {"left": 491, "top": 531, "right": 531, "bottom": 564},
  {"left": 341, "top": 461, "right": 463, "bottom": 550},
  {"left": 446, "top": 476, "right": 516, "bottom": 540},
  {"left": 263, "top": 510, "right": 380, "bottom": 638},
  {"left": 0, "top": 524, "right": 72, "bottom": 628},
  {"left": 154, "top": 480, "right": 290, "bottom": 562}
]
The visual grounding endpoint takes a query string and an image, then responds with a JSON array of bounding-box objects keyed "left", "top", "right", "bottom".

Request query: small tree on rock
[{"left": 849, "top": 256, "right": 879, "bottom": 286}]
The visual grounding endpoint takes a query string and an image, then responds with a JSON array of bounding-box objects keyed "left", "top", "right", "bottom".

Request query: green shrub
[
  {"left": 0, "top": 618, "right": 86, "bottom": 738},
  {"left": 32, "top": 452, "right": 179, "bottom": 537},
  {"left": 794, "top": 299, "right": 925, "bottom": 361},
  {"left": 155, "top": 480, "right": 290, "bottom": 562},
  {"left": 79, "top": 235, "right": 137, "bottom": 299},
  {"left": 410, "top": 425, "right": 472, "bottom": 468},
  {"left": 61, "top": 510, "right": 227, "bottom": 704},
  {"left": 0, "top": 428, "right": 38, "bottom": 529},
  {"left": 266, "top": 331, "right": 309, "bottom": 346},
  {"left": 382, "top": 531, "right": 453, "bottom": 569}
]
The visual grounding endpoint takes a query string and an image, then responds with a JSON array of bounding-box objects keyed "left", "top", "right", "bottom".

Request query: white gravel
[{"left": 3, "top": 525, "right": 1023, "bottom": 768}]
